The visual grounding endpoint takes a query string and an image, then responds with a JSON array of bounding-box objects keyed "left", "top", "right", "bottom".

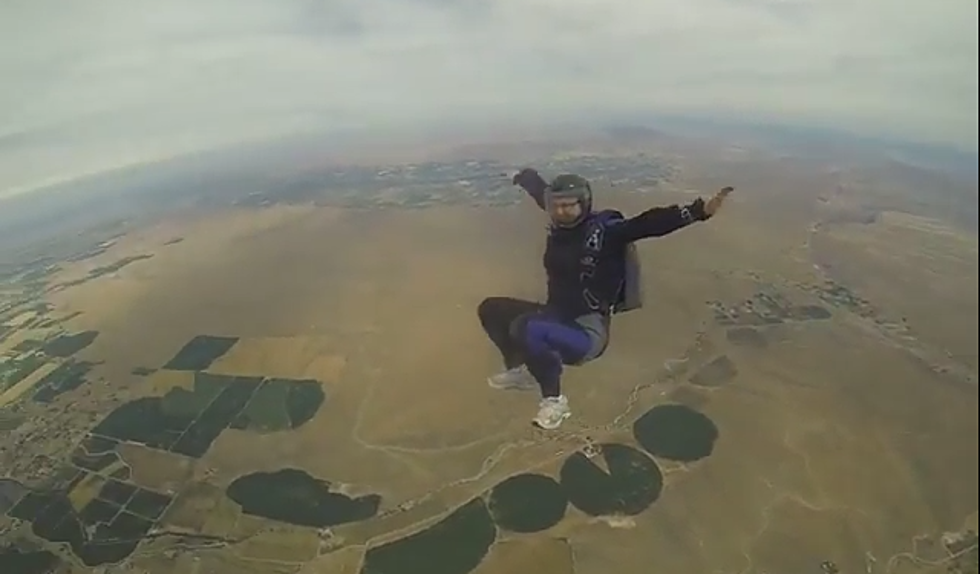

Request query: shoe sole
[
  {"left": 532, "top": 412, "right": 571, "bottom": 430},
  {"left": 487, "top": 378, "right": 537, "bottom": 391}
]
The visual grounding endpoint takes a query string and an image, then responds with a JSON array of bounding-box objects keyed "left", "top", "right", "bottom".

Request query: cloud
[{"left": 0, "top": 0, "right": 976, "bottom": 197}]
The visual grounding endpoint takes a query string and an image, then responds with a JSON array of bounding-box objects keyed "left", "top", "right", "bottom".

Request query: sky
[{"left": 1, "top": 0, "right": 977, "bottom": 199}]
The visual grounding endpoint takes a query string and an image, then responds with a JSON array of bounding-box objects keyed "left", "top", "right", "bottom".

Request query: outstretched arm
[
  {"left": 512, "top": 168, "right": 548, "bottom": 210},
  {"left": 607, "top": 187, "right": 734, "bottom": 244}
]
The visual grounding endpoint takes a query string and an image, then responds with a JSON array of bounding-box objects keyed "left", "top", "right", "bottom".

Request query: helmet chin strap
[{"left": 551, "top": 215, "right": 586, "bottom": 228}]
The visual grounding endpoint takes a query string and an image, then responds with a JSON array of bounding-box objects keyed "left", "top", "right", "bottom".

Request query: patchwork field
[{"left": 0, "top": 144, "right": 976, "bottom": 574}]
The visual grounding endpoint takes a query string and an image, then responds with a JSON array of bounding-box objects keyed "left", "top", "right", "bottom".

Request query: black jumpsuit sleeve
[{"left": 605, "top": 198, "right": 710, "bottom": 244}]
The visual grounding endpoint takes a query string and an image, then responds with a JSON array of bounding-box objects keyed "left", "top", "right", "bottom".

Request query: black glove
[{"left": 512, "top": 168, "right": 547, "bottom": 193}]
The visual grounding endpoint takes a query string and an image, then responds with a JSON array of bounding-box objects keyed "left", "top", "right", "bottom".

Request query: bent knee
[
  {"left": 522, "top": 318, "right": 554, "bottom": 354},
  {"left": 525, "top": 318, "right": 594, "bottom": 361},
  {"left": 477, "top": 297, "right": 502, "bottom": 322}
]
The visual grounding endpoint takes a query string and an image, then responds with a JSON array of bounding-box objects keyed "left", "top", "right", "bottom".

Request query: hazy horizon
[{"left": 2, "top": 0, "right": 977, "bottom": 199}]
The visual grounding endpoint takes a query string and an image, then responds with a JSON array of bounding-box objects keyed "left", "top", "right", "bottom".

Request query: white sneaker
[
  {"left": 533, "top": 395, "right": 571, "bottom": 430},
  {"left": 487, "top": 366, "right": 538, "bottom": 391}
]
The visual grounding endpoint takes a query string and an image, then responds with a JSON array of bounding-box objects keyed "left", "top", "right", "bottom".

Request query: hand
[
  {"left": 704, "top": 186, "right": 733, "bottom": 218},
  {"left": 512, "top": 168, "right": 549, "bottom": 196},
  {"left": 512, "top": 167, "right": 539, "bottom": 187}
]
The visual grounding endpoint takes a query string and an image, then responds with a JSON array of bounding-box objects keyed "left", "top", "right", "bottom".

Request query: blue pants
[{"left": 478, "top": 297, "right": 593, "bottom": 397}]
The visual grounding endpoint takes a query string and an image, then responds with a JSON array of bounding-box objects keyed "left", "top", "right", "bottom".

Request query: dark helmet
[{"left": 545, "top": 174, "right": 592, "bottom": 227}]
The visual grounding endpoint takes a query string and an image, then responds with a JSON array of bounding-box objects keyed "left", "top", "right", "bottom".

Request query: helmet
[{"left": 546, "top": 174, "right": 592, "bottom": 227}]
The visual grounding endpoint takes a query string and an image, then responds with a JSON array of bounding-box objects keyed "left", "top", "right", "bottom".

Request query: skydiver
[{"left": 478, "top": 168, "right": 733, "bottom": 429}]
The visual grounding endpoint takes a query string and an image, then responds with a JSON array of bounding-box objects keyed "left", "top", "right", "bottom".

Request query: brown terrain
[{"left": 0, "top": 129, "right": 976, "bottom": 574}]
